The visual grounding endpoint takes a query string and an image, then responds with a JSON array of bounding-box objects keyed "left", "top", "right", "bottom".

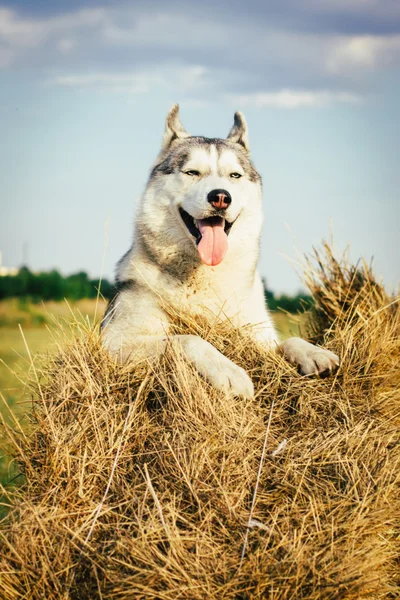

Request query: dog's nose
[{"left": 207, "top": 189, "right": 232, "bottom": 210}]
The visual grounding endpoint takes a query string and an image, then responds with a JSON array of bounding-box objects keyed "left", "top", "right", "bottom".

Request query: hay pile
[{"left": 1, "top": 244, "right": 399, "bottom": 599}]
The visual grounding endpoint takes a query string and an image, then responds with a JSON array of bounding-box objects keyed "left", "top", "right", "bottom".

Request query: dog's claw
[{"left": 280, "top": 337, "right": 340, "bottom": 377}]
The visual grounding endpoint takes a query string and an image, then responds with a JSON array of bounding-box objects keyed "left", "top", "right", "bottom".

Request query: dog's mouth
[{"left": 179, "top": 207, "right": 234, "bottom": 267}]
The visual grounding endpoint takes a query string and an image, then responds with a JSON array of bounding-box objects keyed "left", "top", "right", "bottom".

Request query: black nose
[{"left": 207, "top": 189, "right": 232, "bottom": 210}]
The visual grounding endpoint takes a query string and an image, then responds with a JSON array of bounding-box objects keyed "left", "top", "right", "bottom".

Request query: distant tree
[
  {"left": 0, "top": 268, "right": 115, "bottom": 302},
  {"left": 16, "top": 266, "right": 35, "bottom": 296},
  {"left": 0, "top": 275, "right": 14, "bottom": 299},
  {"left": 37, "top": 270, "right": 64, "bottom": 301},
  {"left": 263, "top": 279, "right": 314, "bottom": 314},
  {"left": 64, "top": 272, "right": 92, "bottom": 300},
  {"left": 90, "top": 278, "right": 114, "bottom": 300},
  {"left": 0, "top": 266, "right": 36, "bottom": 298}
]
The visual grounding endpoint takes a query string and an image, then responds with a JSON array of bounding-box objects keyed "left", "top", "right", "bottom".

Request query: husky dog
[{"left": 102, "top": 105, "right": 339, "bottom": 397}]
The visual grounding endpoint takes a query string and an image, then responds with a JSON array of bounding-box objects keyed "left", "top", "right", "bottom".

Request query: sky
[{"left": 0, "top": 0, "right": 399, "bottom": 294}]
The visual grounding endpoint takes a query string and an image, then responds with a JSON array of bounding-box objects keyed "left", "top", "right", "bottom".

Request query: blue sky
[{"left": 0, "top": 0, "right": 399, "bottom": 293}]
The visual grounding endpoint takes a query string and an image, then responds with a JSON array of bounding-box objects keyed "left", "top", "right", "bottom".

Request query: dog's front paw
[
  {"left": 280, "top": 337, "right": 340, "bottom": 377},
  {"left": 207, "top": 356, "right": 255, "bottom": 398},
  {"left": 181, "top": 335, "right": 254, "bottom": 398}
]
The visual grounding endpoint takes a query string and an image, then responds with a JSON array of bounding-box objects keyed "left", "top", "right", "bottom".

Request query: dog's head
[{"left": 140, "top": 105, "right": 263, "bottom": 268}]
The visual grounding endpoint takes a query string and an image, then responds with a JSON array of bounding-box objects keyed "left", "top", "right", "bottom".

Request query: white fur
[{"left": 102, "top": 106, "right": 340, "bottom": 396}]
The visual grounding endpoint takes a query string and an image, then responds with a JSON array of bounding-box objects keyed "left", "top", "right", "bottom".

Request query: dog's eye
[
  {"left": 184, "top": 170, "right": 200, "bottom": 176},
  {"left": 230, "top": 172, "right": 242, "bottom": 179}
]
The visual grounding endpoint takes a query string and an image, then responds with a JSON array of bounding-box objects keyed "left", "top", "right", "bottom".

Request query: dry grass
[{"left": 0, "top": 243, "right": 399, "bottom": 599}]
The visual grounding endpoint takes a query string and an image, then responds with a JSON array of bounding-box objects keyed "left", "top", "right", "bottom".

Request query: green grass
[
  {"left": 0, "top": 328, "right": 57, "bottom": 487},
  {"left": 272, "top": 310, "right": 304, "bottom": 339},
  {"left": 0, "top": 327, "right": 56, "bottom": 399},
  {"left": 0, "top": 297, "right": 107, "bottom": 328}
]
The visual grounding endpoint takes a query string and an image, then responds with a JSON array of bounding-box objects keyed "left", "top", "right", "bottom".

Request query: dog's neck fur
[
  {"left": 118, "top": 228, "right": 259, "bottom": 292},
  {"left": 116, "top": 205, "right": 262, "bottom": 320}
]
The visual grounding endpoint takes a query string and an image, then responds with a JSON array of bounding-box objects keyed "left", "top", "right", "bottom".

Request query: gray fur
[
  {"left": 151, "top": 137, "right": 260, "bottom": 183},
  {"left": 227, "top": 111, "right": 250, "bottom": 151},
  {"left": 101, "top": 279, "right": 137, "bottom": 328},
  {"left": 102, "top": 105, "right": 340, "bottom": 394}
]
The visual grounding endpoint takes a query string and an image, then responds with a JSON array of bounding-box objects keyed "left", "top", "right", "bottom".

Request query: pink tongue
[{"left": 197, "top": 218, "right": 228, "bottom": 266}]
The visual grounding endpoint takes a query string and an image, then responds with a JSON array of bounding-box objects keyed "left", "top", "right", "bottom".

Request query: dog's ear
[
  {"left": 227, "top": 111, "right": 249, "bottom": 151},
  {"left": 162, "top": 104, "right": 189, "bottom": 150}
]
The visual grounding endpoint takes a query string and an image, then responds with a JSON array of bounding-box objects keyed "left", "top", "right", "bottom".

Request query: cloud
[
  {"left": 100, "top": 12, "right": 226, "bottom": 49},
  {"left": 57, "top": 38, "right": 77, "bottom": 55},
  {"left": 1, "top": 2, "right": 399, "bottom": 107},
  {"left": 51, "top": 68, "right": 362, "bottom": 109},
  {"left": 327, "top": 34, "right": 400, "bottom": 73},
  {"left": 259, "top": 0, "right": 400, "bottom": 35},
  {"left": 51, "top": 65, "right": 209, "bottom": 95},
  {"left": 0, "top": 44, "right": 13, "bottom": 67},
  {"left": 0, "top": 7, "right": 105, "bottom": 49},
  {"left": 233, "top": 89, "right": 362, "bottom": 109}
]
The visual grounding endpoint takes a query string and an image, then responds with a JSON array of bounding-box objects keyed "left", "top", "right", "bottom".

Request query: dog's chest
[{"left": 165, "top": 268, "right": 251, "bottom": 321}]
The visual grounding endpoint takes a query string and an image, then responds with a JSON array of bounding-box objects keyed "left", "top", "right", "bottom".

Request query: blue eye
[
  {"left": 184, "top": 170, "right": 200, "bottom": 176},
  {"left": 230, "top": 172, "right": 242, "bottom": 179}
]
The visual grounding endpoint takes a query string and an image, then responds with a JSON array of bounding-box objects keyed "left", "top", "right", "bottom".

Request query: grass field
[{"left": 0, "top": 298, "right": 108, "bottom": 406}]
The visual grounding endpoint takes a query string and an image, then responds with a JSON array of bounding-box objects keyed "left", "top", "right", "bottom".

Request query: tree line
[
  {"left": 0, "top": 267, "right": 114, "bottom": 302},
  {"left": 0, "top": 268, "right": 313, "bottom": 313},
  {"left": 264, "top": 288, "right": 314, "bottom": 313}
]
